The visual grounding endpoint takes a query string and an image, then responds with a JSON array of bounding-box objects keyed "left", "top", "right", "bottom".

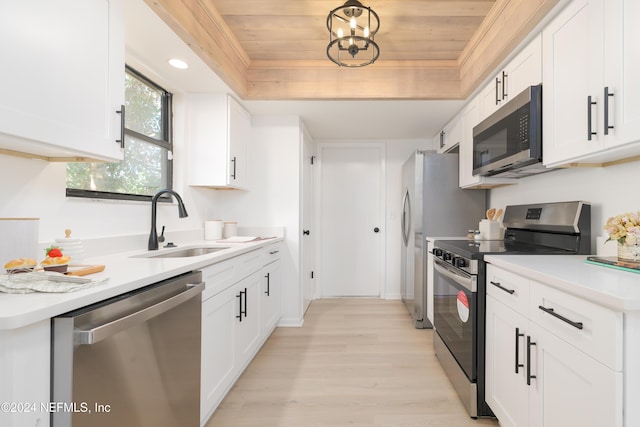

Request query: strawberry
[{"left": 45, "top": 246, "right": 63, "bottom": 258}]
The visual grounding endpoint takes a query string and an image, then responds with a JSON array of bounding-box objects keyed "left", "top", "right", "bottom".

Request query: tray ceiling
[{"left": 144, "top": 0, "right": 561, "bottom": 100}]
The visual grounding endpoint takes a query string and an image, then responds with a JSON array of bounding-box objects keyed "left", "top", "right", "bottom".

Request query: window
[{"left": 66, "top": 67, "right": 173, "bottom": 201}]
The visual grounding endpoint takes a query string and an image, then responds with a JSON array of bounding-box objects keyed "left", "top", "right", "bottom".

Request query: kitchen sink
[{"left": 136, "top": 247, "right": 230, "bottom": 258}]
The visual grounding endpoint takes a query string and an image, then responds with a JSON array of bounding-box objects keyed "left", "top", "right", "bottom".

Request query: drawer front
[
  {"left": 201, "top": 258, "right": 238, "bottom": 300},
  {"left": 530, "top": 282, "right": 623, "bottom": 371},
  {"left": 262, "top": 242, "right": 282, "bottom": 266},
  {"left": 235, "top": 249, "right": 264, "bottom": 280},
  {"left": 486, "top": 264, "right": 530, "bottom": 316}
]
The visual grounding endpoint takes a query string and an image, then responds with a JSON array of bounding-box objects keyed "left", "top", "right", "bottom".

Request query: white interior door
[
  {"left": 301, "top": 128, "right": 315, "bottom": 313},
  {"left": 318, "top": 143, "right": 384, "bottom": 297}
]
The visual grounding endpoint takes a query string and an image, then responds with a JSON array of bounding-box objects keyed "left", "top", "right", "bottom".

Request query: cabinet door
[
  {"left": 459, "top": 99, "right": 482, "bottom": 188},
  {"left": 604, "top": 0, "right": 640, "bottom": 148},
  {"left": 200, "top": 286, "right": 236, "bottom": 423},
  {"left": 504, "top": 34, "right": 542, "bottom": 103},
  {"left": 485, "top": 296, "right": 529, "bottom": 427},
  {"left": 478, "top": 77, "right": 502, "bottom": 121},
  {"left": 542, "top": 0, "right": 606, "bottom": 165},
  {"left": 261, "top": 259, "right": 282, "bottom": 335},
  {"left": 0, "top": 0, "right": 124, "bottom": 161},
  {"left": 234, "top": 271, "right": 262, "bottom": 367},
  {"left": 228, "top": 97, "right": 250, "bottom": 189},
  {"left": 528, "top": 322, "right": 623, "bottom": 427}
]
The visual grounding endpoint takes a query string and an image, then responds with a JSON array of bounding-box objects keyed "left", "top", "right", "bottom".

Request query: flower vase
[{"left": 618, "top": 242, "right": 640, "bottom": 262}]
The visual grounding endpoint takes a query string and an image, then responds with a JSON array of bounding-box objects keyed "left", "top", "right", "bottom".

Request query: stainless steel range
[{"left": 432, "top": 201, "right": 591, "bottom": 418}]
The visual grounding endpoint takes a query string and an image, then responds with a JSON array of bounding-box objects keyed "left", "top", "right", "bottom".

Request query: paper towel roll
[{"left": 204, "top": 220, "right": 224, "bottom": 240}]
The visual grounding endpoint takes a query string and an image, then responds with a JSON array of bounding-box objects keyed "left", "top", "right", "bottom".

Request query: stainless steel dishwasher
[{"left": 51, "top": 271, "right": 204, "bottom": 427}]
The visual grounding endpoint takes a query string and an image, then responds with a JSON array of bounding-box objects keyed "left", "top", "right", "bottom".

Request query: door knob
[
  {"left": 374, "top": 227, "right": 380, "bottom": 233},
  {"left": 303, "top": 230, "right": 310, "bottom": 235}
]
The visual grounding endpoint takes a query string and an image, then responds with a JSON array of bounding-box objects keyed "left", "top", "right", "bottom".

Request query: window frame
[{"left": 65, "top": 66, "right": 174, "bottom": 202}]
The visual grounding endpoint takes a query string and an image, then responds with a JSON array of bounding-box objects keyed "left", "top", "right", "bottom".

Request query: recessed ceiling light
[{"left": 168, "top": 58, "right": 189, "bottom": 69}]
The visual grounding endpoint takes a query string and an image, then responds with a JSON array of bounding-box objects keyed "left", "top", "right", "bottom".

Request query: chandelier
[{"left": 326, "top": 0, "right": 380, "bottom": 67}]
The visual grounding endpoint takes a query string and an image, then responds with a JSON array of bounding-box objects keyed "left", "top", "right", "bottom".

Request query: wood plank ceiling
[{"left": 144, "top": 0, "right": 561, "bottom": 100}]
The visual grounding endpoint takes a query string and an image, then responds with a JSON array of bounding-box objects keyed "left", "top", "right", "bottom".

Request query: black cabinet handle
[
  {"left": 495, "top": 77, "right": 501, "bottom": 105},
  {"left": 265, "top": 273, "right": 271, "bottom": 296},
  {"left": 374, "top": 227, "right": 380, "bottom": 233},
  {"left": 515, "top": 327, "right": 524, "bottom": 374},
  {"left": 526, "top": 336, "right": 537, "bottom": 385},
  {"left": 604, "top": 86, "right": 614, "bottom": 135},
  {"left": 243, "top": 287, "right": 248, "bottom": 318},
  {"left": 501, "top": 71, "right": 508, "bottom": 100},
  {"left": 587, "top": 96, "right": 597, "bottom": 140},
  {"left": 269, "top": 250, "right": 280, "bottom": 255},
  {"left": 538, "top": 305, "right": 583, "bottom": 330},
  {"left": 115, "top": 104, "right": 125, "bottom": 148},
  {"left": 303, "top": 230, "right": 310, "bottom": 236},
  {"left": 230, "top": 156, "right": 237, "bottom": 180},
  {"left": 439, "top": 130, "right": 445, "bottom": 148},
  {"left": 490, "top": 280, "right": 515, "bottom": 295},
  {"left": 236, "top": 289, "right": 245, "bottom": 321}
]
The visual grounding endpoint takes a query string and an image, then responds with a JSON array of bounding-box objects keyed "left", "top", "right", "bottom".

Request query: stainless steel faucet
[{"left": 148, "top": 189, "right": 188, "bottom": 250}]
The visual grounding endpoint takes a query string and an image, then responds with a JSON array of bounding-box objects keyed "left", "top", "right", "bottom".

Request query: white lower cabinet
[
  {"left": 233, "top": 271, "right": 263, "bottom": 365},
  {"left": 0, "top": 320, "right": 51, "bottom": 427},
  {"left": 200, "top": 243, "right": 282, "bottom": 424},
  {"left": 485, "top": 264, "right": 623, "bottom": 427},
  {"left": 261, "top": 246, "right": 282, "bottom": 335},
  {"left": 200, "top": 284, "right": 236, "bottom": 423}
]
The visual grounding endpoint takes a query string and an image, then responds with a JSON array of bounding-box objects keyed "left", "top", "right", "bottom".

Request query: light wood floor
[{"left": 206, "top": 299, "right": 500, "bottom": 427}]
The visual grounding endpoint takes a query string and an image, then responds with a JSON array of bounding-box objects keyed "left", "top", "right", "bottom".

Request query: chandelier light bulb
[
  {"left": 364, "top": 26, "right": 369, "bottom": 38},
  {"left": 337, "top": 27, "right": 344, "bottom": 38},
  {"left": 350, "top": 16, "right": 356, "bottom": 29}
]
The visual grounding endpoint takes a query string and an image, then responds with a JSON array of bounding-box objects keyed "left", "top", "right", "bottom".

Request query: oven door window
[{"left": 433, "top": 260, "right": 477, "bottom": 381}]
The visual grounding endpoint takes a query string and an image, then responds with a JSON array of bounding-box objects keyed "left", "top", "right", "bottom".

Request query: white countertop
[
  {"left": 0, "top": 238, "right": 282, "bottom": 330},
  {"left": 485, "top": 254, "right": 640, "bottom": 312}
]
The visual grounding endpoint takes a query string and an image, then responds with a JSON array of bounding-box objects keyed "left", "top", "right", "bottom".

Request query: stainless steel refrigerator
[{"left": 401, "top": 151, "right": 486, "bottom": 328}]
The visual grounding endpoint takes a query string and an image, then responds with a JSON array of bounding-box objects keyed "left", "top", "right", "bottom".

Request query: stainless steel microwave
[{"left": 472, "top": 85, "right": 545, "bottom": 178}]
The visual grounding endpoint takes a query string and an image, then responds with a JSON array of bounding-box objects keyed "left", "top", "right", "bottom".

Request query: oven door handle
[{"left": 434, "top": 259, "right": 476, "bottom": 292}]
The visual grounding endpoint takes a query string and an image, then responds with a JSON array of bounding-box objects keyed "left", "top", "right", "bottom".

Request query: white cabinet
[
  {"left": 485, "top": 264, "right": 623, "bottom": 427},
  {"left": 261, "top": 245, "right": 282, "bottom": 334},
  {"left": 543, "top": 0, "right": 640, "bottom": 166},
  {"left": 188, "top": 94, "right": 251, "bottom": 189},
  {"left": 233, "top": 270, "right": 262, "bottom": 365},
  {"left": 200, "top": 283, "right": 236, "bottom": 424},
  {"left": 479, "top": 34, "right": 542, "bottom": 121},
  {"left": 0, "top": 320, "right": 51, "bottom": 427},
  {"left": 200, "top": 243, "right": 281, "bottom": 423},
  {"left": 436, "top": 114, "right": 462, "bottom": 153},
  {"left": 458, "top": 98, "right": 515, "bottom": 189},
  {"left": 0, "top": 0, "right": 125, "bottom": 162}
]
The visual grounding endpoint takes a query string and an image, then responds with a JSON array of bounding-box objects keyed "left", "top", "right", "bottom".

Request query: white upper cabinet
[
  {"left": 479, "top": 34, "right": 542, "bottom": 122},
  {"left": 0, "top": 0, "right": 125, "bottom": 162},
  {"left": 543, "top": 0, "right": 640, "bottom": 166},
  {"left": 436, "top": 113, "right": 462, "bottom": 153},
  {"left": 604, "top": 0, "right": 640, "bottom": 149},
  {"left": 188, "top": 94, "right": 251, "bottom": 190}
]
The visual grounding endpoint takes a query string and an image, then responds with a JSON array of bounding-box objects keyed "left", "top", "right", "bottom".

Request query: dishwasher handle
[{"left": 74, "top": 282, "right": 204, "bottom": 345}]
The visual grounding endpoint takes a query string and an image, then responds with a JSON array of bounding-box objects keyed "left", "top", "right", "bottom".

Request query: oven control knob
[
  {"left": 433, "top": 248, "right": 443, "bottom": 257},
  {"left": 443, "top": 252, "right": 452, "bottom": 261},
  {"left": 453, "top": 257, "right": 466, "bottom": 268}
]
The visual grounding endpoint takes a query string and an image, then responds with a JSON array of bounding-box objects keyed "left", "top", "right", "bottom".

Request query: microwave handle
[{"left": 434, "top": 259, "right": 476, "bottom": 292}]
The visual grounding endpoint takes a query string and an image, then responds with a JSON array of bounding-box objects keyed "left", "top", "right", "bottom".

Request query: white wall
[
  {"left": 489, "top": 160, "right": 640, "bottom": 253},
  {"left": 212, "top": 116, "right": 303, "bottom": 325}
]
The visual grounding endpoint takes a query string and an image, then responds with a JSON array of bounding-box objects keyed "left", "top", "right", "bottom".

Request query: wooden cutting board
[{"left": 65, "top": 264, "right": 105, "bottom": 276}]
